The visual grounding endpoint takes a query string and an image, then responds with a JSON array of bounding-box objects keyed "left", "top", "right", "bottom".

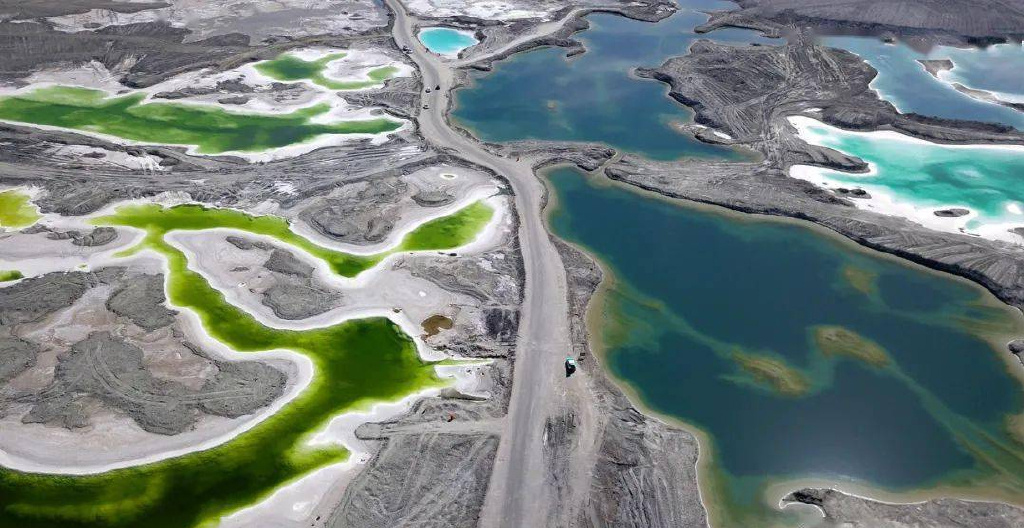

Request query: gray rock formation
[
  {"left": 1010, "top": 339, "right": 1024, "bottom": 366},
  {"left": 0, "top": 334, "right": 38, "bottom": 383},
  {"left": 0, "top": 269, "right": 123, "bottom": 325},
  {"left": 195, "top": 357, "right": 288, "bottom": 418},
  {"left": 227, "top": 237, "right": 343, "bottom": 320},
  {"left": 784, "top": 488, "right": 1024, "bottom": 527},
  {"left": 26, "top": 331, "right": 286, "bottom": 435},
  {"left": 27, "top": 225, "right": 120, "bottom": 246},
  {"left": 37, "top": 332, "right": 203, "bottom": 435},
  {"left": 226, "top": 235, "right": 271, "bottom": 251},
  {"left": 301, "top": 178, "right": 409, "bottom": 245},
  {"left": 105, "top": 274, "right": 177, "bottom": 331},
  {"left": 1, "top": 269, "right": 288, "bottom": 435},
  {"left": 935, "top": 208, "right": 971, "bottom": 217},
  {"left": 261, "top": 282, "right": 342, "bottom": 320},
  {"left": 263, "top": 249, "right": 314, "bottom": 277},
  {"left": 329, "top": 433, "right": 499, "bottom": 528},
  {"left": 698, "top": 0, "right": 1024, "bottom": 45}
]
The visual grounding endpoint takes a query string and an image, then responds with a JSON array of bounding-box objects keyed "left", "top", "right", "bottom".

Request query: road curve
[{"left": 385, "top": 1, "right": 577, "bottom": 526}]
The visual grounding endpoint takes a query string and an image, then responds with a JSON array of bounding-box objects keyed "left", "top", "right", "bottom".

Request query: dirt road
[{"left": 385, "top": 1, "right": 592, "bottom": 526}]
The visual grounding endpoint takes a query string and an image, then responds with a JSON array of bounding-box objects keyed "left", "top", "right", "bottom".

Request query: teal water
[
  {"left": 455, "top": 1, "right": 1024, "bottom": 524},
  {"left": 790, "top": 117, "right": 1024, "bottom": 233},
  {"left": 547, "top": 167, "right": 1024, "bottom": 526},
  {"left": 418, "top": 27, "right": 478, "bottom": 56},
  {"left": 453, "top": 6, "right": 772, "bottom": 160},
  {"left": 822, "top": 36, "right": 1024, "bottom": 130}
]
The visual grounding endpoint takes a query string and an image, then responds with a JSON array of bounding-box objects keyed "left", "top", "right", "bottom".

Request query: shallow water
[
  {"left": 938, "top": 42, "right": 1024, "bottom": 102},
  {"left": 822, "top": 36, "right": 1024, "bottom": 130},
  {"left": 0, "top": 189, "right": 39, "bottom": 229},
  {"left": 547, "top": 167, "right": 1024, "bottom": 526},
  {"left": 418, "top": 27, "right": 478, "bottom": 56},
  {"left": 789, "top": 116, "right": 1024, "bottom": 237},
  {"left": 453, "top": 7, "right": 772, "bottom": 160}
]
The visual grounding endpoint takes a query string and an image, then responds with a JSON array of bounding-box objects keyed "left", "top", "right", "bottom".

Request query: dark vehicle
[{"left": 565, "top": 357, "right": 577, "bottom": 378}]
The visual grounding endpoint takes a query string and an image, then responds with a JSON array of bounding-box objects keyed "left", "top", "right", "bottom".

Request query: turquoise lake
[
  {"left": 547, "top": 167, "right": 1024, "bottom": 526},
  {"left": 789, "top": 116, "right": 1024, "bottom": 236},
  {"left": 418, "top": 27, "right": 478, "bottom": 56}
]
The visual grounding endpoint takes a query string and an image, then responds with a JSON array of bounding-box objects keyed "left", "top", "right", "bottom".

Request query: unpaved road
[{"left": 386, "top": 0, "right": 590, "bottom": 525}]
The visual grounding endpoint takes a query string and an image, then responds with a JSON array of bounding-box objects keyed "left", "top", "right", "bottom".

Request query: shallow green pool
[
  {"left": 254, "top": 52, "right": 399, "bottom": 91},
  {"left": 0, "top": 190, "right": 40, "bottom": 229},
  {"left": 0, "top": 270, "right": 22, "bottom": 282},
  {"left": 0, "top": 86, "right": 401, "bottom": 154}
]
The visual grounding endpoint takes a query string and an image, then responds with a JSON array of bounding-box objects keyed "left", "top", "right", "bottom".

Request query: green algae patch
[
  {"left": 255, "top": 52, "right": 400, "bottom": 91},
  {"left": 0, "top": 86, "right": 401, "bottom": 154},
  {"left": 0, "top": 190, "right": 40, "bottom": 229},
  {"left": 0, "top": 270, "right": 23, "bottom": 282},
  {"left": 729, "top": 350, "right": 811, "bottom": 397},
  {"left": 813, "top": 325, "right": 891, "bottom": 368},
  {"left": 92, "top": 200, "right": 494, "bottom": 278}
]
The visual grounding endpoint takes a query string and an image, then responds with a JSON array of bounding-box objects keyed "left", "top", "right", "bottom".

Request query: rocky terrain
[
  {"left": 1, "top": 0, "right": 1024, "bottom": 527},
  {"left": 0, "top": 265, "right": 292, "bottom": 463},
  {"left": 698, "top": 0, "right": 1024, "bottom": 45},
  {"left": 785, "top": 488, "right": 1024, "bottom": 527},
  {"left": 629, "top": 37, "right": 1024, "bottom": 310}
]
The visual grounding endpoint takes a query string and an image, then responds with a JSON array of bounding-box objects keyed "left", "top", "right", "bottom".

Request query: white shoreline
[
  {"left": 418, "top": 27, "right": 480, "bottom": 58},
  {"left": 788, "top": 116, "right": 1024, "bottom": 244}
]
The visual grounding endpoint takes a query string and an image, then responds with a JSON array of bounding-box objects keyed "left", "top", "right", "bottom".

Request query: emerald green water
[
  {"left": 96, "top": 201, "right": 494, "bottom": 277},
  {"left": 0, "top": 201, "right": 494, "bottom": 527},
  {"left": 547, "top": 167, "right": 1024, "bottom": 526},
  {"left": 254, "top": 52, "right": 399, "bottom": 90},
  {"left": 0, "top": 86, "right": 400, "bottom": 154},
  {"left": 790, "top": 117, "right": 1024, "bottom": 231},
  {"left": 0, "top": 190, "right": 40, "bottom": 229}
]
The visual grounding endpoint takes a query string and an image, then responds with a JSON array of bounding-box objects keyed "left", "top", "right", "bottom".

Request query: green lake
[{"left": 0, "top": 86, "right": 400, "bottom": 155}]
